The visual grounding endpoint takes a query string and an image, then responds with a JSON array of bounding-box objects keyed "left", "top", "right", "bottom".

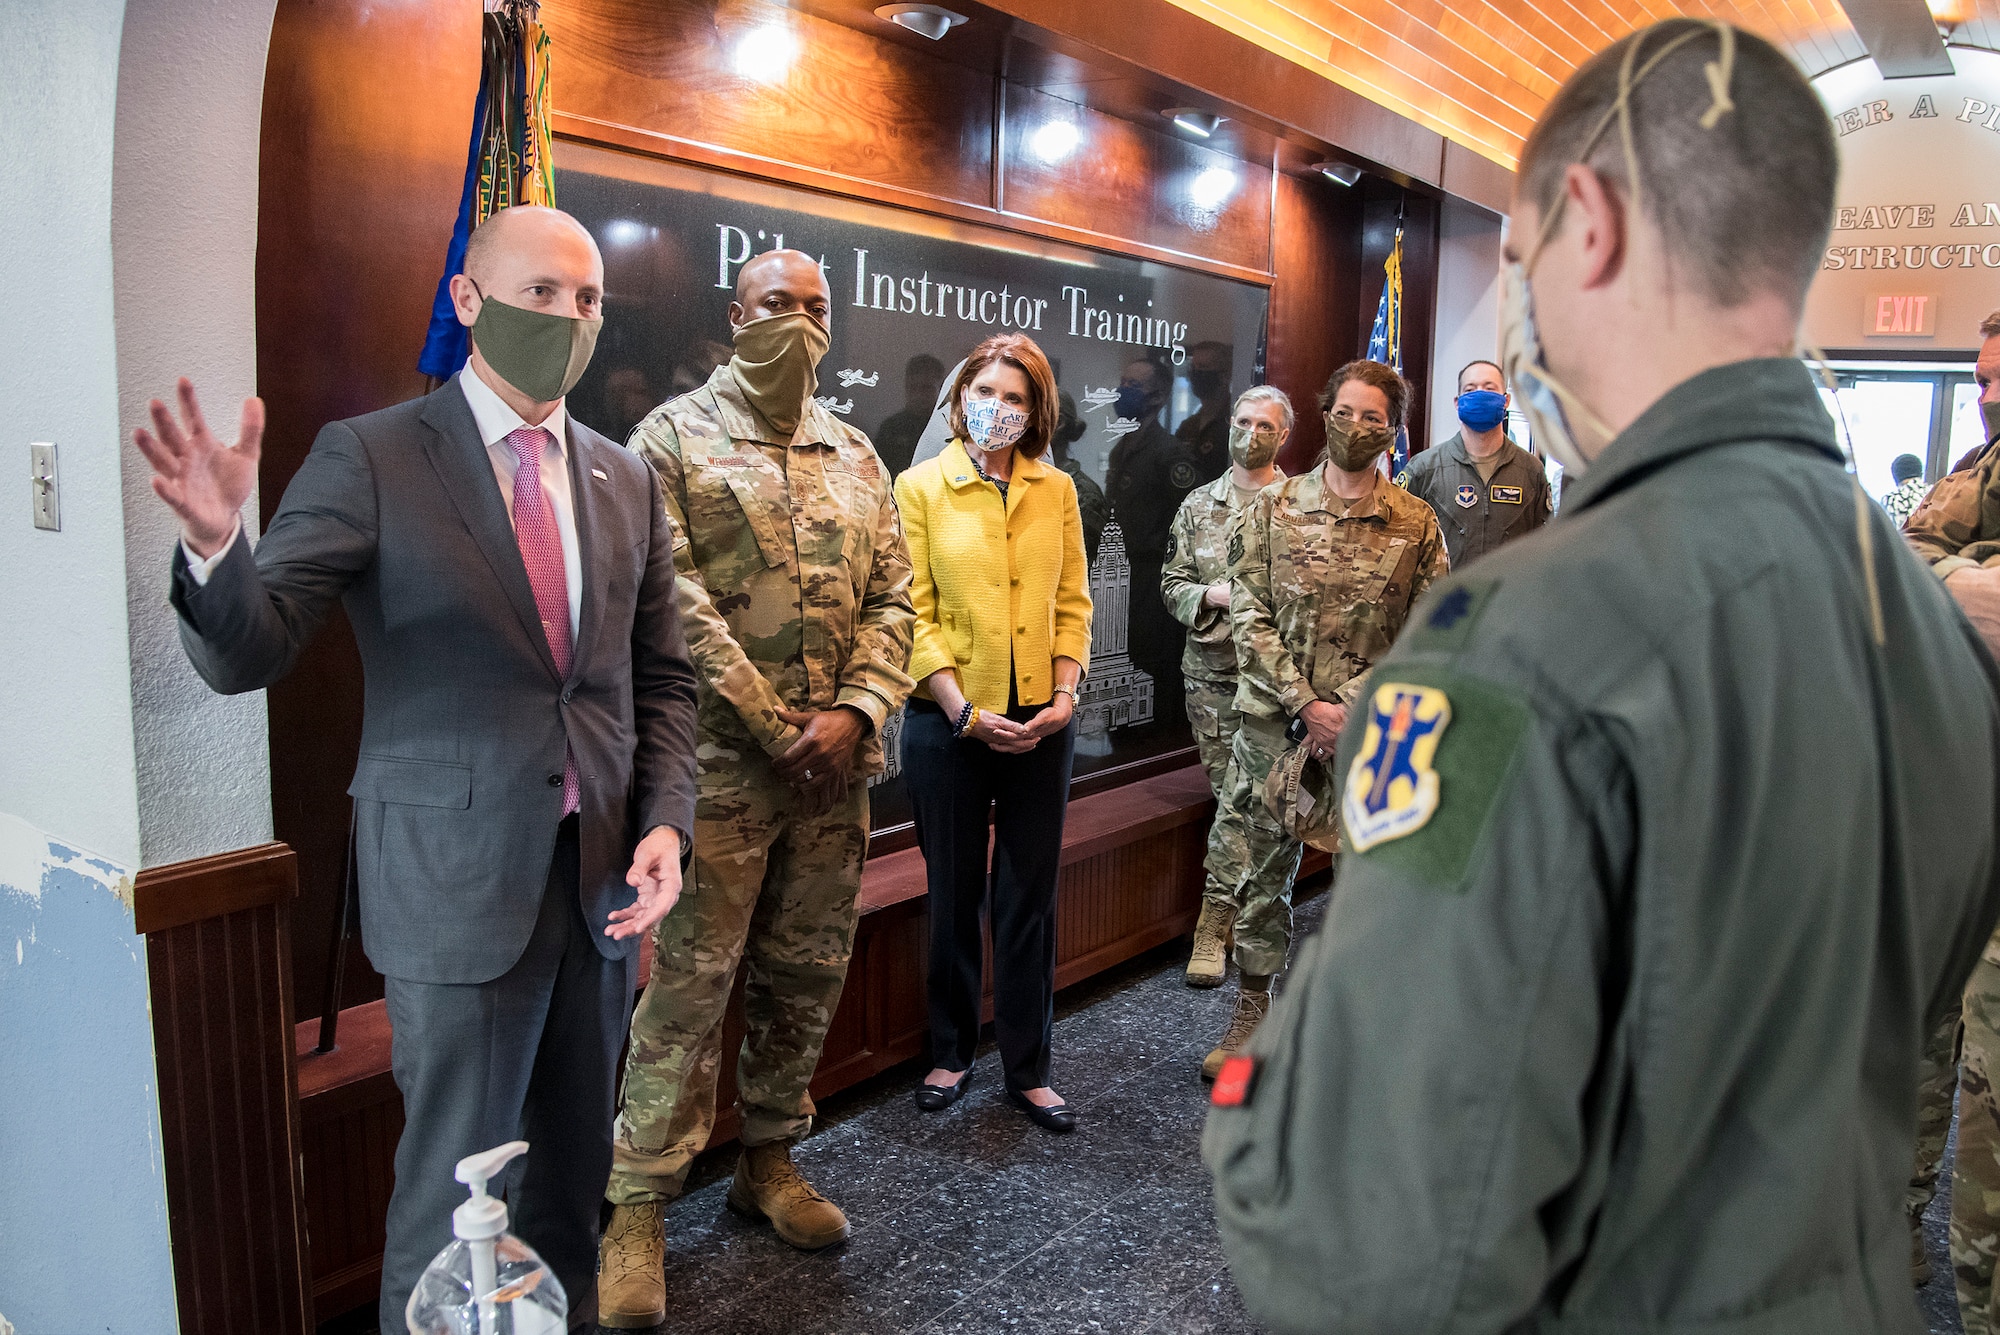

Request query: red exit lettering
[{"left": 1870, "top": 293, "right": 1937, "bottom": 336}]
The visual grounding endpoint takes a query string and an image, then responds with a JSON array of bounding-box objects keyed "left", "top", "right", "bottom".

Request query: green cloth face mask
[
  {"left": 469, "top": 284, "right": 602, "bottom": 403},
  {"left": 1324, "top": 414, "right": 1393, "bottom": 473},
  {"left": 1229, "top": 423, "right": 1282, "bottom": 470},
  {"left": 729, "top": 311, "right": 831, "bottom": 437}
]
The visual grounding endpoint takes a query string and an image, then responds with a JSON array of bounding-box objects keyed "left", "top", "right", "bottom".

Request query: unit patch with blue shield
[
  {"left": 1343, "top": 683, "right": 1452, "bottom": 850},
  {"left": 1455, "top": 484, "right": 1479, "bottom": 508}
]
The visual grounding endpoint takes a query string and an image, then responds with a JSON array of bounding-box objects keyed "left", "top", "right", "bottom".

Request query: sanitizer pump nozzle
[{"left": 404, "top": 1141, "right": 568, "bottom": 1335}]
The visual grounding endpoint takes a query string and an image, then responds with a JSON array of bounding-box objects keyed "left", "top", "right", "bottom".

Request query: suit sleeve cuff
[{"left": 181, "top": 522, "right": 243, "bottom": 586}]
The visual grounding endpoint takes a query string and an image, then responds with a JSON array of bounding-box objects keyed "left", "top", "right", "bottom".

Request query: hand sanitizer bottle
[{"left": 404, "top": 1141, "right": 568, "bottom": 1335}]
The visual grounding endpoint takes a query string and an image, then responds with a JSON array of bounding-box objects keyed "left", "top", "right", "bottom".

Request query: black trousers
[
  {"left": 904, "top": 700, "right": 1078, "bottom": 1091},
  {"left": 377, "top": 815, "right": 633, "bottom": 1332}
]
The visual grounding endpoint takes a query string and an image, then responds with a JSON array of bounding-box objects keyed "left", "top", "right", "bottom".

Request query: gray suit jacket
[{"left": 170, "top": 380, "right": 699, "bottom": 985}]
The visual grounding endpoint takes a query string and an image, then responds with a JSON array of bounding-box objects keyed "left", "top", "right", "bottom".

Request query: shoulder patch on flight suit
[
  {"left": 1455, "top": 484, "right": 1479, "bottom": 508},
  {"left": 1402, "top": 579, "right": 1498, "bottom": 654},
  {"left": 1342, "top": 666, "right": 1529, "bottom": 891},
  {"left": 1490, "top": 485, "right": 1523, "bottom": 504}
]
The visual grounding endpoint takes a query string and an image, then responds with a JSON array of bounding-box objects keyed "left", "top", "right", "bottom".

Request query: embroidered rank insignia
[
  {"left": 1455, "top": 484, "right": 1479, "bottom": 508},
  {"left": 1343, "top": 683, "right": 1452, "bottom": 851},
  {"left": 1210, "top": 1055, "right": 1259, "bottom": 1107},
  {"left": 1490, "top": 485, "right": 1523, "bottom": 504}
]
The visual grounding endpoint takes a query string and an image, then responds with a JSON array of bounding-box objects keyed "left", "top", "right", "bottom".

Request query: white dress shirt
[{"left": 184, "top": 365, "right": 584, "bottom": 645}]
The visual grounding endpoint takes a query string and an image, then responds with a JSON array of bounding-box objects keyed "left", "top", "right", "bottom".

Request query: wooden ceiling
[{"left": 1164, "top": 0, "right": 1889, "bottom": 168}]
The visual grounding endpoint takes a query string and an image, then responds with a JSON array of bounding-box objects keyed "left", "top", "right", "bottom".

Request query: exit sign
[{"left": 1868, "top": 292, "right": 1937, "bottom": 336}]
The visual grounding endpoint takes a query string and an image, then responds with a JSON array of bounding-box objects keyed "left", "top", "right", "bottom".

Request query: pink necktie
[{"left": 507, "top": 426, "right": 579, "bottom": 816}]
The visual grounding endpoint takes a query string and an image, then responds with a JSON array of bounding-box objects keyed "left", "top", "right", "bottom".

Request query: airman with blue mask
[{"left": 1397, "top": 358, "right": 1552, "bottom": 568}]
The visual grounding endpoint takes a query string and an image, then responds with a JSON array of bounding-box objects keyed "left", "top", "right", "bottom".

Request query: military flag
[{"left": 1366, "top": 226, "right": 1408, "bottom": 475}]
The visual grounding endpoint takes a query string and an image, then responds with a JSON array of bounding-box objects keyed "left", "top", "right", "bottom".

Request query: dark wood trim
[
  {"left": 143, "top": 843, "right": 313, "bottom": 1335},
  {"left": 134, "top": 841, "right": 299, "bottom": 936},
  {"left": 553, "top": 113, "right": 1278, "bottom": 286}
]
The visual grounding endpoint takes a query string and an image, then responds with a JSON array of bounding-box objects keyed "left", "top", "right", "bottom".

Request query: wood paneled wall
[{"left": 138, "top": 845, "right": 313, "bottom": 1335}]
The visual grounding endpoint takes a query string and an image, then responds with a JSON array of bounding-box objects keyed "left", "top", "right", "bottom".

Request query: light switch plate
[{"left": 31, "top": 443, "right": 58, "bottom": 531}]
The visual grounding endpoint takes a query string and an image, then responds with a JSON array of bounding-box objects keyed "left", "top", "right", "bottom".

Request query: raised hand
[
  {"left": 610, "top": 824, "right": 684, "bottom": 940},
  {"left": 132, "top": 378, "right": 265, "bottom": 558}
]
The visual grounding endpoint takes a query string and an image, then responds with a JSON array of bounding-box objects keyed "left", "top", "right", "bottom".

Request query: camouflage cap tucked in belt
[{"left": 1263, "top": 744, "right": 1343, "bottom": 853}]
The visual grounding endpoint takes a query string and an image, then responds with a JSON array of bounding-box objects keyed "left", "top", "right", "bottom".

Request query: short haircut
[
  {"left": 1516, "top": 20, "right": 1837, "bottom": 311},
  {"left": 1458, "top": 359, "right": 1504, "bottom": 388},
  {"left": 947, "top": 334, "right": 1060, "bottom": 459},
  {"left": 1892, "top": 453, "right": 1924, "bottom": 484},
  {"left": 1232, "top": 385, "right": 1295, "bottom": 433},
  {"left": 1981, "top": 310, "right": 2000, "bottom": 339},
  {"left": 1318, "top": 360, "right": 1409, "bottom": 433},
  {"left": 463, "top": 204, "right": 595, "bottom": 284}
]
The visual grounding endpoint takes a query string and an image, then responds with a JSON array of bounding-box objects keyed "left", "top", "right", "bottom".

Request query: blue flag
[
  {"left": 1367, "top": 228, "right": 1408, "bottom": 475},
  {"left": 416, "top": 64, "right": 490, "bottom": 381}
]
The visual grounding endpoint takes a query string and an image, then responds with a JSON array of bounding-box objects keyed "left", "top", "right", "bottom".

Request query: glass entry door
[{"left": 1820, "top": 363, "right": 1981, "bottom": 496}]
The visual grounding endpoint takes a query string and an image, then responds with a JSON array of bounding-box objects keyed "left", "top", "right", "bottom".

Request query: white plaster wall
[
  {"left": 1, "top": 0, "right": 144, "bottom": 867},
  {"left": 1428, "top": 196, "right": 1506, "bottom": 445},
  {"left": 114, "top": 0, "right": 278, "bottom": 867}
]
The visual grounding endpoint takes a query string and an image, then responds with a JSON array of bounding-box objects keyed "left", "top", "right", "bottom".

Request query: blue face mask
[
  {"left": 1114, "top": 384, "right": 1149, "bottom": 420},
  {"left": 1456, "top": 389, "right": 1508, "bottom": 433}
]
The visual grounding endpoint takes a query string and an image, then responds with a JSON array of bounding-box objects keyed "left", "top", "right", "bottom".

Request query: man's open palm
[{"left": 133, "top": 378, "right": 265, "bottom": 558}]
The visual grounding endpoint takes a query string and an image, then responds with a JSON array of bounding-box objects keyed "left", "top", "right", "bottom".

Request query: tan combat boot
[
  {"left": 1202, "top": 987, "right": 1271, "bottom": 1081},
  {"left": 1184, "top": 901, "right": 1236, "bottom": 988},
  {"left": 727, "top": 1139, "right": 851, "bottom": 1250},
  {"left": 596, "top": 1200, "right": 667, "bottom": 1328}
]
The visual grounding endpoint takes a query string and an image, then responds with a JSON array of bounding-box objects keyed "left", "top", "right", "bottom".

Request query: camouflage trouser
[
  {"left": 1186, "top": 674, "right": 1241, "bottom": 913},
  {"left": 1913, "top": 1005, "right": 1962, "bottom": 1228},
  {"left": 1203, "top": 713, "right": 1304, "bottom": 977},
  {"left": 605, "top": 743, "right": 869, "bottom": 1207},
  {"left": 1958, "top": 956, "right": 2000, "bottom": 1331}
]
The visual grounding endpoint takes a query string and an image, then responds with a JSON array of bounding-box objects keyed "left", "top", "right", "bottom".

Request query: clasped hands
[
  {"left": 775, "top": 706, "right": 868, "bottom": 817},
  {"left": 1298, "top": 699, "right": 1348, "bottom": 760}
]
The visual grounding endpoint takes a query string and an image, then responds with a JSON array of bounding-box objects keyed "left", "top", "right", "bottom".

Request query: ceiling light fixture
[
  {"left": 875, "top": 4, "right": 969, "bottom": 40},
  {"left": 1314, "top": 161, "right": 1364, "bottom": 187},
  {"left": 1029, "top": 120, "right": 1082, "bottom": 164},
  {"left": 1164, "top": 108, "right": 1224, "bottom": 139}
]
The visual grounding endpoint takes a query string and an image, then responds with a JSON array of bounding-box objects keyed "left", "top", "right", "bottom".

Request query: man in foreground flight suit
[{"left": 1205, "top": 21, "right": 2000, "bottom": 1334}]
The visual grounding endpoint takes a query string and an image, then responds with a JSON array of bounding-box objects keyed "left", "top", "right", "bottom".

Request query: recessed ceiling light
[
  {"left": 1314, "top": 161, "right": 1364, "bottom": 187},
  {"left": 875, "top": 4, "right": 969, "bottom": 40},
  {"left": 1164, "top": 108, "right": 1224, "bottom": 139}
]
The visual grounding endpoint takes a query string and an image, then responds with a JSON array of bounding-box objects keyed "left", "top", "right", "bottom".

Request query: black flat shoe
[
  {"left": 914, "top": 1068, "right": 972, "bottom": 1111},
  {"left": 1006, "top": 1087, "right": 1077, "bottom": 1134}
]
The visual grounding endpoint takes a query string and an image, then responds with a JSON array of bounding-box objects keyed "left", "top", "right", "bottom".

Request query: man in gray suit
[{"left": 132, "top": 206, "right": 699, "bottom": 1329}]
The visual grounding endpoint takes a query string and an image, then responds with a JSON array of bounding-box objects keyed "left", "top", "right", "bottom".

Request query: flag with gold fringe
[
  {"left": 1366, "top": 224, "right": 1408, "bottom": 475},
  {"left": 418, "top": 0, "right": 558, "bottom": 380}
]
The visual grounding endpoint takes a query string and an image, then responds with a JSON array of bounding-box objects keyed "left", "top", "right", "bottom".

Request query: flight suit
[
  {"left": 1400, "top": 430, "right": 1552, "bottom": 569},
  {"left": 1108, "top": 419, "right": 1203, "bottom": 718},
  {"left": 607, "top": 365, "right": 914, "bottom": 1205},
  {"left": 1206, "top": 359, "right": 2000, "bottom": 1335},
  {"left": 1223, "top": 468, "right": 1447, "bottom": 976},
  {"left": 1162, "top": 475, "right": 1271, "bottom": 918}
]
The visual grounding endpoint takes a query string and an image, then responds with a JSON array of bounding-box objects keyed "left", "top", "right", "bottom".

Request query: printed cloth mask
[
  {"left": 1456, "top": 389, "right": 1508, "bottom": 433},
  {"left": 470, "top": 285, "right": 602, "bottom": 404},
  {"left": 1229, "top": 423, "right": 1281, "bottom": 470},
  {"left": 965, "top": 396, "right": 1030, "bottom": 450},
  {"left": 1324, "top": 414, "right": 1393, "bottom": 473},
  {"left": 1498, "top": 20, "right": 1738, "bottom": 481},
  {"left": 1114, "top": 383, "right": 1150, "bottom": 421},
  {"left": 729, "top": 310, "right": 831, "bottom": 437},
  {"left": 1984, "top": 398, "right": 2000, "bottom": 446}
]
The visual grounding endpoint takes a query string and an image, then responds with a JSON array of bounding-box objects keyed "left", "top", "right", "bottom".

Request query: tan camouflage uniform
[
  {"left": 1223, "top": 466, "right": 1447, "bottom": 975},
  {"left": 1914, "top": 1005, "right": 1961, "bottom": 1272},
  {"left": 1162, "top": 475, "right": 1262, "bottom": 916},
  {"left": 607, "top": 365, "right": 914, "bottom": 1206},
  {"left": 1903, "top": 436, "right": 2000, "bottom": 1318}
]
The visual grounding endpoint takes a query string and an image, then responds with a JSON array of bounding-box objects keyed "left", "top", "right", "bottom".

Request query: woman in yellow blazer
[{"left": 894, "top": 333, "right": 1092, "bottom": 1132}]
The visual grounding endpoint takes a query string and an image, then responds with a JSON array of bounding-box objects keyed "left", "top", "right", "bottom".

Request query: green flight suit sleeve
[
  {"left": 628, "top": 415, "right": 803, "bottom": 759},
  {"left": 1905, "top": 443, "right": 2000, "bottom": 577},
  {"left": 833, "top": 477, "right": 917, "bottom": 731},
  {"left": 1161, "top": 496, "right": 1220, "bottom": 634},
  {"left": 1205, "top": 672, "right": 1636, "bottom": 1334},
  {"left": 1231, "top": 491, "right": 1316, "bottom": 721}
]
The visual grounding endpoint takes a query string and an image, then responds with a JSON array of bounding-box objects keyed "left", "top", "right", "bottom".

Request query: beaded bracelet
[{"left": 954, "top": 700, "right": 977, "bottom": 737}]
